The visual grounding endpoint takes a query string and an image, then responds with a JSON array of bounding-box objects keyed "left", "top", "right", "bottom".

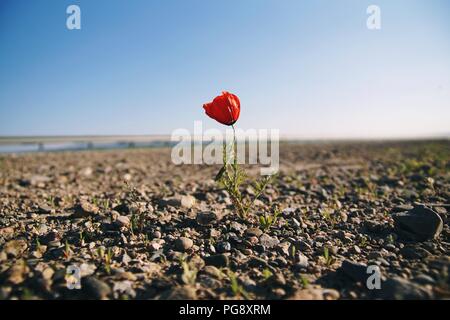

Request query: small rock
[
  {"left": 272, "top": 288, "right": 286, "bottom": 298},
  {"left": 174, "top": 237, "right": 194, "bottom": 252},
  {"left": 122, "top": 253, "right": 132, "bottom": 265},
  {"left": 289, "top": 288, "right": 338, "bottom": 300},
  {"left": 296, "top": 253, "right": 309, "bottom": 269},
  {"left": 38, "top": 204, "right": 54, "bottom": 214},
  {"left": 377, "top": 258, "right": 390, "bottom": 267},
  {"left": 28, "top": 175, "right": 51, "bottom": 187},
  {"left": 196, "top": 211, "right": 218, "bottom": 226},
  {"left": 72, "top": 201, "right": 99, "bottom": 218},
  {"left": 248, "top": 256, "right": 269, "bottom": 268},
  {"left": 323, "top": 289, "right": 340, "bottom": 300},
  {"left": 79, "top": 167, "right": 93, "bottom": 177},
  {"left": 0, "top": 251, "right": 7, "bottom": 262},
  {"left": 113, "top": 204, "right": 132, "bottom": 214},
  {"left": 245, "top": 228, "right": 263, "bottom": 237},
  {"left": 181, "top": 195, "right": 196, "bottom": 209},
  {"left": 296, "top": 240, "right": 312, "bottom": 252},
  {"left": 160, "top": 285, "right": 197, "bottom": 300},
  {"left": 149, "top": 241, "right": 162, "bottom": 251},
  {"left": 400, "top": 246, "right": 430, "bottom": 260},
  {"left": 353, "top": 245, "right": 361, "bottom": 254},
  {"left": 339, "top": 260, "right": 368, "bottom": 282},
  {"left": 267, "top": 273, "right": 286, "bottom": 287},
  {"left": 392, "top": 204, "right": 414, "bottom": 213},
  {"left": 0, "top": 227, "right": 15, "bottom": 240},
  {"left": 70, "top": 263, "right": 95, "bottom": 278},
  {"left": 413, "top": 274, "right": 436, "bottom": 285},
  {"left": 152, "top": 230, "right": 162, "bottom": 239},
  {"left": 277, "top": 242, "right": 291, "bottom": 256},
  {"left": 82, "top": 277, "right": 111, "bottom": 299},
  {"left": 259, "top": 234, "right": 280, "bottom": 249},
  {"left": 204, "top": 254, "right": 229, "bottom": 268},
  {"left": 4, "top": 240, "right": 28, "bottom": 258},
  {"left": 6, "top": 262, "right": 29, "bottom": 285},
  {"left": 377, "top": 277, "right": 432, "bottom": 299},
  {"left": 114, "top": 215, "right": 130, "bottom": 228},
  {"left": 202, "top": 266, "right": 222, "bottom": 278},
  {"left": 230, "top": 221, "right": 245, "bottom": 233},
  {"left": 216, "top": 241, "right": 231, "bottom": 253},
  {"left": 41, "top": 267, "right": 54, "bottom": 281},
  {"left": 113, "top": 281, "right": 136, "bottom": 298},
  {"left": 37, "top": 224, "right": 48, "bottom": 235}
]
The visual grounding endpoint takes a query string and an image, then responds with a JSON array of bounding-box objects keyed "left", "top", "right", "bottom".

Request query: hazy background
[{"left": 0, "top": 0, "right": 449, "bottom": 139}]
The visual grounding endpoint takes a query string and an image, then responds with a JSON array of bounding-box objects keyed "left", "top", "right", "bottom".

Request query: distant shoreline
[{"left": 0, "top": 135, "right": 448, "bottom": 154}]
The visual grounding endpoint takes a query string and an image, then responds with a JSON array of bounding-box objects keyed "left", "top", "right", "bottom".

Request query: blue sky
[{"left": 0, "top": 0, "right": 449, "bottom": 138}]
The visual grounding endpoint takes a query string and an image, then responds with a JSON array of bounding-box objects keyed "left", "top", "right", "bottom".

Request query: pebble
[
  {"left": 6, "top": 262, "right": 29, "bottom": 285},
  {"left": 339, "top": 260, "right": 368, "bottom": 282},
  {"left": 181, "top": 195, "right": 196, "bottom": 209},
  {"left": 115, "top": 215, "right": 130, "bottom": 228},
  {"left": 174, "top": 237, "right": 193, "bottom": 252},
  {"left": 38, "top": 204, "right": 54, "bottom": 214},
  {"left": 204, "top": 254, "right": 229, "bottom": 267},
  {"left": 289, "top": 288, "right": 339, "bottom": 300},
  {"left": 202, "top": 265, "right": 222, "bottom": 278},
  {"left": 4, "top": 240, "right": 28, "bottom": 258},
  {"left": 244, "top": 228, "right": 263, "bottom": 237},
  {"left": 413, "top": 274, "right": 436, "bottom": 285},
  {"left": 259, "top": 234, "right": 280, "bottom": 249},
  {"left": 72, "top": 201, "right": 99, "bottom": 218},
  {"left": 353, "top": 245, "right": 361, "bottom": 254},
  {"left": 400, "top": 246, "right": 430, "bottom": 260},
  {"left": 196, "top": 211, "right": 218, "bottom": 226},
  {"left": 152, "top": 230, "right": 162, "bottom": 239},
  {"left": 248, "top": 256, "right": 269, "bottom": 268},
  {"left": 82, "top": 276, "right": 112, "bottom": 299},
  {"left": 161, "top": 285, "right": 197, "bottom": 300},
  {"left": 216, "top": 241, "right": 231, "bottom": 253},
  {"left": 0, "top": 227, "right": 15, "bottom": 240},
  {"left": 296, "top": 253, "right": 309, "bottom": 269},
  {"left": 377, "top": 277, "right": 432, "bottom": 299},
  {"left": 277, "top": 242, "right": 291, "bottom": 256}
]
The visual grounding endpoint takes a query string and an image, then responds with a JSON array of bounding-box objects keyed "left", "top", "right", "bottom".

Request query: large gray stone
[{"left": 392, "top": 205, "right": 443, "bottom": 241}]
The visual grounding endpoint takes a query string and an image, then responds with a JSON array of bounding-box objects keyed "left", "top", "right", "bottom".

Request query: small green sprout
[
  {"left": 227, "top": 270, "right": 250, "bottom": 300},
  {"left": 63, "top": 240, "right": 72, "bottom": 260},
  {"left": 179, "top": 255, "right": 197, "bottom": 285},
  {"left": 262, "top": 268, "right": 273, "bottom": 280},
  {"left": 299, "top": 274, "right": 310, "bottom": 288},
  {"left": 259, "top": 208, "right": 281, "bottom": 231},
  {"left": 322, "top": 247, "right": 336, "bottom": 267}
]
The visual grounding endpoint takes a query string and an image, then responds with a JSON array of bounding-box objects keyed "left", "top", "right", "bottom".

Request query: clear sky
[{"left": 0, "top": 0, "right": 449, "bottom": 138}]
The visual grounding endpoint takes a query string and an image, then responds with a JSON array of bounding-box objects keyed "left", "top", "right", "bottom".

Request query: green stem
[
  {"left": 243, "top": 175, "right": 271, "bottom": 216},
  {"left": 231, "top": 124, "right": 238, "bottom": 192}
]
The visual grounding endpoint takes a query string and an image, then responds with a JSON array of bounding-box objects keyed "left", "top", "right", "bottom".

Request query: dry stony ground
[{"left": 0, "top": 140, "right": 449, "bottom": 300}]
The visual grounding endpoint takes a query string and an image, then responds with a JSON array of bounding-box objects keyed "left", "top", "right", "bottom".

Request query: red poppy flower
[{"left": 203, "top": 91, "right": 240, "bottom": 126}]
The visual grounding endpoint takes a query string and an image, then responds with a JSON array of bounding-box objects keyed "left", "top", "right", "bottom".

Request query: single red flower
[{"left": 203, "top": 91, "right": 240, "bottom": 126}]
